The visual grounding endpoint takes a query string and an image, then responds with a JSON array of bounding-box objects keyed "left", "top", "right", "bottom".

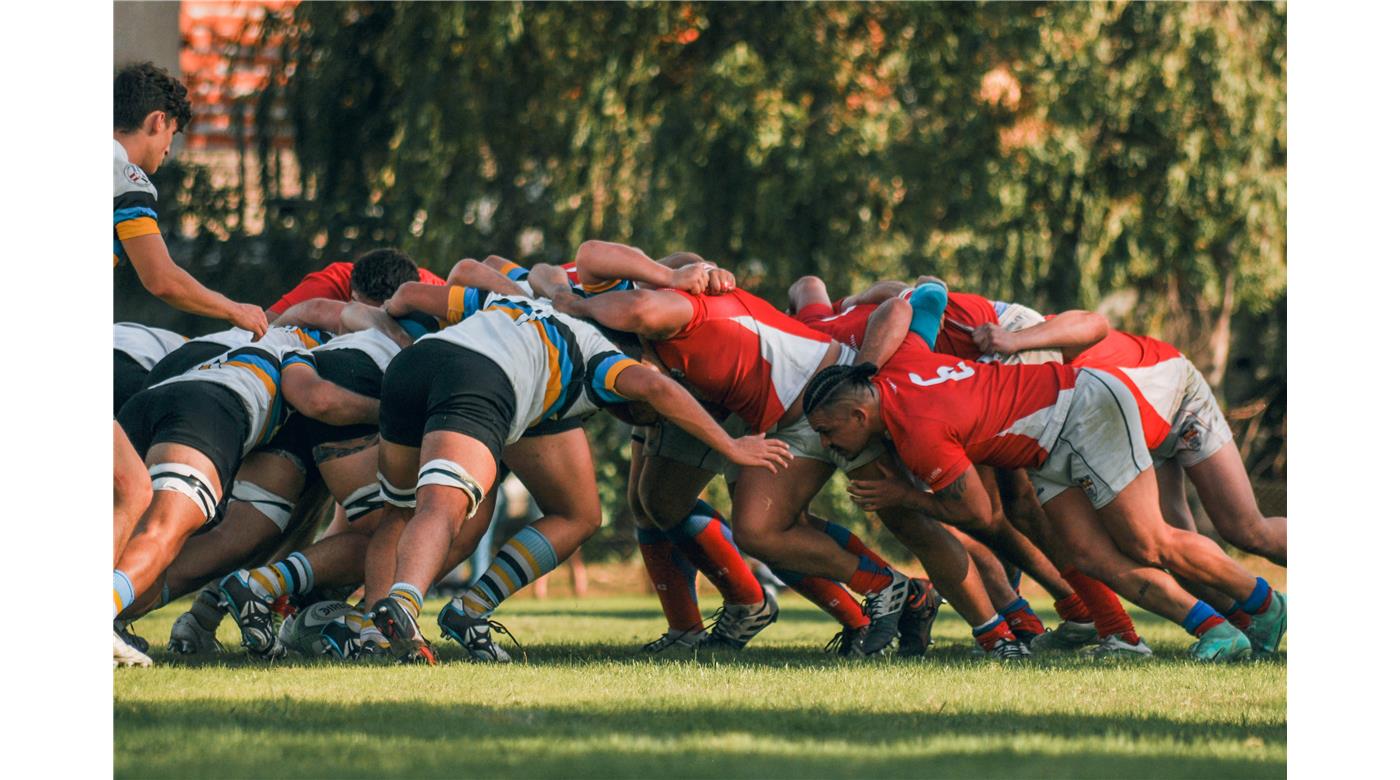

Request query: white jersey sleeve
[
  {"left": 113, "top": 141, "right": 161, "bottom": 266},
  {"left": 113, "top": 323, "right": 187, "bottom": 370}
]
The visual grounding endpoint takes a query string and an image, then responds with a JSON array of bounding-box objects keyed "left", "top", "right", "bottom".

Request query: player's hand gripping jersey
[
  {"left": 424, "top": 289, "right": 644, "bottom": 441},
  {"left": 154, "top": 325, "right": 332, "bottom": 451},
  {"left": 651, "top": 289, "right": 835, "bottom": 433},
  {"left": 113, "top": 140, "right": 161, "bottom": 267}
]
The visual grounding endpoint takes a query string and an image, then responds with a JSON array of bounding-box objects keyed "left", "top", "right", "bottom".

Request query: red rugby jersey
[
  {"left": 653, "top": 289, "right": 835, "bottom": 432},
  {"left": 875, "top": 342, "right": 1077, "bottom": 490},
  {"left": 933, "top": 291, "right": 999, "bottom": 360},
  {"left": 1071, "top": 328, "right": 1188, "bottom": 449},
  {"left": 268, "top": 261, "right": 446, "bottom": 314}
]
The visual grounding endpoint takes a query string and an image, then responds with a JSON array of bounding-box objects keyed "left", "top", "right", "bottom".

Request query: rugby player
[
  {"left": 973, "top": 318, "right": 1288, "bottom": 567},
  {"left": 802, "top": 341, "right": 1287, "bottom": 662},
  {"left": 537, "top": 242, "right": 1024, "bottom": 660},
  {"left": 113, "top": 63, "right": 268, "bottom": 666},
  {"left": 789, "top": 275, "right": 1149, "bottom": 657},
  {"left": 111, "top": 326, "right": 378, "bottom": 666},
  {"left": 114, "top": 323, "right": 186, "bottom": 418},
  {"left": 361, "top": 283, "right": 791, "bottom": 663}
]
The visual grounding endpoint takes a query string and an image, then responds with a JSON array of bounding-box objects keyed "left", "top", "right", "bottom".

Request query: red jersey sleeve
[
  {"left": 267, "top": 262, "right": 355, "bottom": 314},
  {"left": 897, "top": 420, "right": 973, "bottom": 492},
  {"left": 417, "top": 268, "right": 447, "bottom": 286},
  {"left": 794, "top": 302, "right": 835, "bottom": 325}
]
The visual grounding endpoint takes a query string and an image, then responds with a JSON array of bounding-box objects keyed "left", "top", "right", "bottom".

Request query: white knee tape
[
  {"left": 343, "top": 482, "right": 384, "bottom": 522},
  {"left": 377, "top": 470, "right": 417, "bottom": 509},
  {"left": 417, "top": 459, "right": 485, "bottom": 518},
  {"left": 230, "top": 480, "right": 295, "bottom": 532},
  {"left": 149, "top": 463, "right": 218, "bottom": 523}
]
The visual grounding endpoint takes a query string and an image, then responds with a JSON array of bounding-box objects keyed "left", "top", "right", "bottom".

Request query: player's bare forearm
[
  {"left": 126, "top": 234, "right": 237, "bottom": 319},
  {"left": 340, "top": 301, "right": 412, "bottom": 347},
  {"left": 575, "top": 240, "right": 673, "bottom": 289},
  {"left": 446, "top": 258, "right": 525, "bottom": 297},
  {"left": 624, "top": 369, "right": 740, "bottom": 457},
  {"left": 854, "top": 296, "right": 913, "bottom": 369},
  {"left": 283, "top": 366, "right": 380, "bottom": 426},
  {"left": 985, "top": 310, "right": 1108, "bottom": 360},
  {"left": 556, "top": 289, "right": 691, "bottom": 340},
  {"left": 384, "top": 283, "right": 452, "bottom": 319},
  {"left": 528, "top": 263, "right": 572, "bottom": 300},
  {"left": 273, "top": 298, "right": 347, "bottom": 332}
]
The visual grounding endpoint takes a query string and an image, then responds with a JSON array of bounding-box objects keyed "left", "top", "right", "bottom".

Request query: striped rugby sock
[
  {"left": 388, "top": 582, "right": 425, "bottom": 619},
  {"left": 246, "top": 552, "right": 314, "bottom": 600},
  {"left": 818, "top": 518, "right": 890, "bottom": 570},
  {"left": 461, "top": 526, "right": 559, "bottom": 618},
  {"left": 113, "top": 570, "right": 136, "bottom": 619},
  {"left": 772, "top": 567, "right": 868, "bottom": 629},
  {"left": 666, "top": 500, "right": 764, "bottom": 605}
]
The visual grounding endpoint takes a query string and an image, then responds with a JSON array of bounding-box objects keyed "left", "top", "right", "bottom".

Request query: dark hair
[
  {"left": 114, "top": 62, "right": 192, "bottom": 133},
  {"left": 802, "top": 362, "right": 879, "bottom": 416},
  {"left": 350, "top": 248, "right": 420, "bottom": 303}
]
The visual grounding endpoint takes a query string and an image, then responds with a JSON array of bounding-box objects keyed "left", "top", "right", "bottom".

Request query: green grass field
[{"left": 115, "top": 593, "right": 1285, "bottom": 779}]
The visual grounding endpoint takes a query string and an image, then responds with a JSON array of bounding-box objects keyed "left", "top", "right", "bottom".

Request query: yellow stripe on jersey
[
  {"left": 603, "top": 357, "right": 643, "bottom": 394},
  {"left": 445, "top": 286, "right": 468, "bottom": 324},
  {"left": 580, "top": 277, "right": 626, "bottom": 294},
  {"left": 483, "top": 303, "right": 524, "bottom": 321},
  {"left": 115, "top": 216, "right": 161, "bottom": 240},
  {"left": 230, "top": 359, "right": 278, "bottom": 399},
  {"left": 529, "top": 318, "right": 563, "bottom": 424},
  {"left": 295, "top": 329, "right": 320, "bottom": 349}
]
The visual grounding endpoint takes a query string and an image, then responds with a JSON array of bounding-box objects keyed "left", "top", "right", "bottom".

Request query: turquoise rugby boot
[
  {"left": 1188, "top": 622, "right": 1253, "bottom": 663},
  {"left": 1244, "top": 592, "right": 1287, "bottom": 655}
]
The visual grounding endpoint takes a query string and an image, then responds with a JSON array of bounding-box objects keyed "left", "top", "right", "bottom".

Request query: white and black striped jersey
[
  {"left": 113, "top": 323, "right": 187, "bottom": 370},
  {"left": 313, "top": 327, "right": 403, "bottom": 373},
  {"left": 155, "top": 326, "right": 332, "bottom": 452},
  {"left": 113, "top": 140, "right": 161, "bottom": 267},
  {"left": 421, "top": 290, "right": 643, "bottom": 443}
]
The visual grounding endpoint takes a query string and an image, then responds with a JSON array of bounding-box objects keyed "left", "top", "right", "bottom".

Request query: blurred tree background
[{"left": 115, "top": 1, "right": 1286, "bottom": 559}]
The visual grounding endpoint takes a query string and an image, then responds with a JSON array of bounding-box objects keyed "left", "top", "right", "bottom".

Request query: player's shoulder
[{"left": 113, "top": 140, "right": 157, "bottom": 201}]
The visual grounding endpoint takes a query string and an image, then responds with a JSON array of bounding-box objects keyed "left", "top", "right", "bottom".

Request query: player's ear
[{"left": 144, "top": 110, "right": 164, "bottom": 135}]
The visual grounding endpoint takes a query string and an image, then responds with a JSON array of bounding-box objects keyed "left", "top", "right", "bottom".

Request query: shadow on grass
[{"left": 115, "top": 699, "right": 1284, "bottom": 780}]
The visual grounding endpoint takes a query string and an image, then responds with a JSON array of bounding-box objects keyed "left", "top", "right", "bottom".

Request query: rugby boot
[
  {"left": 984, "top": 638, "right": 1032, "bottom": 662},
  {"left": 114, "top": 621, "right": 149, "bottom": 654},
  {"left": 824, "top": 625, "right": 864, "bottom": 658},
  {"left": 852, "top": 571, "right": 912, "bottom": 658},
  {"left": 697, "top": 591, "right": 780, "bottom": 651},
  {"left": 219, "top": 570, "right": 284, "bottom": 659},
  {"left": 113, "top": 630, "right": 153, "bottom": 668},
  {"left": 896, "top": 578, "right": 941, "bottom": 657},
  {"left": 1029, "top": 620, "right": 1098, "bottom": 654},
  {"left": 1085, "top": 632, "right": 1154, "bottom": 660},
  {"left": 642, "top": 629, "right": 706, "bottom": 658},
  {"left": 1188, "top": 622, "right": 1253, "bottom": 663},
  {"left": 168, "top": 612, "right": 224, "bottom": 654},
  {"left": 1244, "top": 592, "right": 1287, "bottom": 655},
  {"left": 438, "top": 598, "right": 519, "bottom": 663},
  {"left": 370, "top": 597, "right": 437, "bottom": 665}
]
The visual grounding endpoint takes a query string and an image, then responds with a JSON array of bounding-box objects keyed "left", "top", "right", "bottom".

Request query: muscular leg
[
  {"left": 973, "top": 465, "right": 1076, "bottom": 601},
  {"left": 365, "top": 440, "right": 420, "bottom": 605},
  {"left": 1187, "top": 442, "right": 1287, "bottom": 565},
  {"left": 1096, "top": 468, "right": 1259, "bottom": 602},
  {"left": 631, "top": 441, "right": 704, "bottom": 634},
  {"left": 1042, "top": 486, "right": 1200, "bottom": 623},
  {"left": 846, "top": 457, "right": 998, "bottom": 626},
  {"left": 728, "top": 458, "right": 860, "bottom": 580},
  {"left": 114, "top": 443, "right": 223, "bottom": 615},
  {"left": 114, "top": 422, "right": 152, "bottom": 566},
  {"left": 391, "top": 431, "right": 498, "bottom": 595},
  {"left": 1157, "top": 458, "right": 1241, "bottom": 616},
  {"left": 455, "top": 430, "right": 601, "bottom": 617},
  {"left": 947, "top": 526, "right": 1018, "bottom": 608}
]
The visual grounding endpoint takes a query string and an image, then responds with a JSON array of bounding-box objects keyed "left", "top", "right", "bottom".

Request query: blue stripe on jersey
[
  {"left": 536, "top": 315, "right": 577, "bottom": 422},
  {"left": 114, "top": 206, "right": 159, "bottom": 225},
  {"left": 281, "top": 353, "right": 315, "bottom": 371},
  {"left": 589, "top": 353, "right": 632, "bottom": 405}
]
